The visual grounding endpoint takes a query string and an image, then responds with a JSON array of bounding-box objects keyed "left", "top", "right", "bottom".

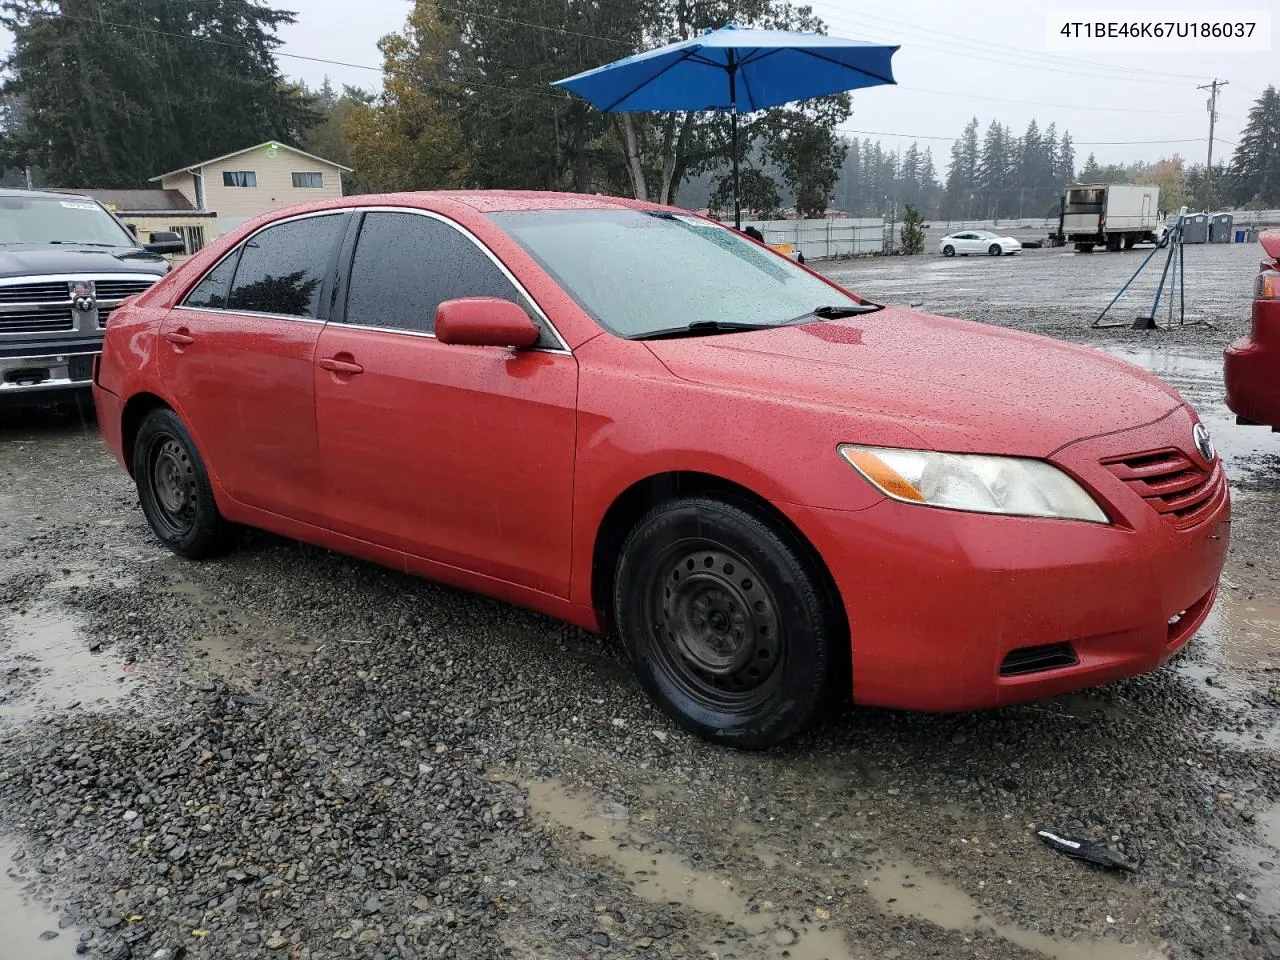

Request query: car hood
[
  {"left": 0, "top": 245, "right": 169, "bottom": 280},
  {"left": 644, "top": 307, "right": 1183, "bottom": 456}
]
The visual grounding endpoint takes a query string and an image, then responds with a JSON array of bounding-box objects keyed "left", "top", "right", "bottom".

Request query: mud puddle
[
  {"left": 522, "top": 778, "right": 1156, "bottom": 960},
  {"left": 0, "top": 842, "right": 71, "bottom": 959},
  {"left": 524, "top": 779, "right": 859, "bottom": 958},
  {"left": 0, "top": 606, "right": 133, "bottom": 720}
]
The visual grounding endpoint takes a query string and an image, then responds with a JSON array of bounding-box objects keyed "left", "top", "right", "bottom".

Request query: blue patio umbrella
[{"left": 553, "top": 23, "right": 899, "bottom": 228}]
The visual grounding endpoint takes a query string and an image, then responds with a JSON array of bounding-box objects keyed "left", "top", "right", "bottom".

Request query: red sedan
[
  {"left": 1225, "top": 230, "right": 1280, "bottom": 429},
  {"left": 93, "top": 192, "right": 1230, "bottom": 748}
]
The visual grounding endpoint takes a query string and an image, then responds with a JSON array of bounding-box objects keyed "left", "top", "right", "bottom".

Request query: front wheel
[
  {"left": 988, "top": 244, "right": 1001, "bottom": 256},
  {"left": 134, "top": 408, "right": 232, "bottom": 559},
  {"left": 942, "top": 244, "right": 955, "bottom": 257},
  {"left": 613, "top": 497, "right": 843, "bottom": 749}
]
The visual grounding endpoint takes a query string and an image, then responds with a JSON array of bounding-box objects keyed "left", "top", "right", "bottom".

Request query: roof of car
[
  {"left": 390, "top": 190, "right": 666, "bottom": 214},
  {"left": 0, "top": 187, "right": 94, "bottom": 202}
]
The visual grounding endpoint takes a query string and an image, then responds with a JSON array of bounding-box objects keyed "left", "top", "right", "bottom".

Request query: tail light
[{"left": 1255, "top": 270, "right": 1280, "bottom": 301}]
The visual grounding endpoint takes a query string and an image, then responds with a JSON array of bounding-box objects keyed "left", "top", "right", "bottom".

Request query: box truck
[{"left": 1059, "top": 183, "right": 1161, "bottom": 253}]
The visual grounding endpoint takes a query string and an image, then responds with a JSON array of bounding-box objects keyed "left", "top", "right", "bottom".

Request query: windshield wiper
[
  {"left": 46, "top": 241, "right": 123, "bottom": 247},
  {"left": 791, "top": 303, "right": 880, "bottom": 322},
  {"left": 631, "top": 320, "right": 775, "bottom": 341}
]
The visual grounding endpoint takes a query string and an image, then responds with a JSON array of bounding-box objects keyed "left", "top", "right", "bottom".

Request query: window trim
[
  {"left": 175, "top": 209, "right": 349, "bottom": 321},
  {"left": 173, "top": 206, "right": 570, "bottom": 354},
  {"left": 222, "top": 170, "right": 257, "bottom": 188},
  {"left": 291, "top": 171, "right": 324, "bottom": 189}
]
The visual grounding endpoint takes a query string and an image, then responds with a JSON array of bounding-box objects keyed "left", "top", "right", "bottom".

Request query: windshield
[
  {"left": 0, "top": 195, "right": 138, "bottom": 247},
  {"left": 490, "top": 209, "right": 862, "bottom": 339}
]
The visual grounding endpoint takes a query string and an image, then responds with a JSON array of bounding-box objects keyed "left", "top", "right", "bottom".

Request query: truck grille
[
  {"left": 1103, "top": 448, "right": 1226, "bottom": 530},
  {"left": 95, "top": 279, "right": 156, "bottom": 301},
  {"left": 0, "top": 309, "right": 75, "bottom": 333},
  {"left": 0, "top": 282, "right": 72, "bottom": 304}
]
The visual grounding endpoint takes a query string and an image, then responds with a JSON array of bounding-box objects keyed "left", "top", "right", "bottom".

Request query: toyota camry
[{"left": 93, "top": 192, "right": 1229, "bottom": 748}]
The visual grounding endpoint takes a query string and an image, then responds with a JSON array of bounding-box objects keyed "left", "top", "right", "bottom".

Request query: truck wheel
[
  {"left": 1124, "top": 235, "right": 1136, "bottom": 250},
  {"left": 1076, "top": 243, "right": 1094, "bottom": 253},
  {"left": 1106, "top": 236, "right": 1122, "bottom": 252},
  {"left": 988, "top": 244, "right": 1001, "bottom": 256}
]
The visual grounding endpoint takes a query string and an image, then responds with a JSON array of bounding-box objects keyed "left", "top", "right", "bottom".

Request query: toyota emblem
[
  {"left": 71, "top": 280, "right": 96, "bottom": 313},
  {"left": 1193, "top": 423, "right": 1216, "bottom": 464}
]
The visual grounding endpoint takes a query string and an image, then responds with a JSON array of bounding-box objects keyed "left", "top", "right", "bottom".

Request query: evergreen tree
[
  {"left": 1, "top": 0, "right": 319, "bottom": 186},
  {"left": 943, "top": 117, "right": 980, "bottom": 218},
  {"left": 1079, "top": 153, "right": 1101, "bottom": 181},
  {"left": 976, "top": 120, "right": 1011, "bottom": 217},
  {"left": 1229, "top": 85, "right": 1280, "bottom": 206},
  {"left": 1057, "top": 131, "right": 1076, "bottom": 183}
]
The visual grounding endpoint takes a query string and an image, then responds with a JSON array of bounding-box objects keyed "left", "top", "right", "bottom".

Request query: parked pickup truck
[{"left": 0, "top": 188, "right": 183, "bottom": 405}]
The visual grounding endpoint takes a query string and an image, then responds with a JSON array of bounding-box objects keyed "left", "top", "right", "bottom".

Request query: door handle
[
  {"left": 165, "top": 330, "right": 195, "bottom": 347},
  {"left": 318, "top": 356, "right": 364, "bottom": 375}
]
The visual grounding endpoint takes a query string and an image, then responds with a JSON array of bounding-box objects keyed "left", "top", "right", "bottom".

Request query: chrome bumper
[{"left": 0, "top": 348, "right": 98, "bottom": 395}]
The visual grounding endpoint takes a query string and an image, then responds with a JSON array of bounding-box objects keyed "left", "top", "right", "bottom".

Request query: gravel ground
[{"left": 1, "top": 240, "right": 1279, "bottom": 960}]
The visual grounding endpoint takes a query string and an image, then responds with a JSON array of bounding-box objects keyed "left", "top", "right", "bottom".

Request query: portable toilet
[
  {"left": 1209, "top": 212, "right": 1234, "bottom": 243},
  {"left": 1182, "top": 213, "right": 1209, "bottom": 244}
]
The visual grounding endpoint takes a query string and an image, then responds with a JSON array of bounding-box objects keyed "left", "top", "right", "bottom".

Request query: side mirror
[
  {"left": 143, "top": 230, "right": 186, "bottom": 255},
  {"left": 436, "top": 297, "right": 539, "bottom": 348}
]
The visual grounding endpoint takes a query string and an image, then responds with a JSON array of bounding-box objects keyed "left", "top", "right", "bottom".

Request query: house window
[
  {"left": 222, "top": 171, "right": 257, "bottom": 187},
  {"left": 292, "top": 172, "right": 324, "bottom": 188}
]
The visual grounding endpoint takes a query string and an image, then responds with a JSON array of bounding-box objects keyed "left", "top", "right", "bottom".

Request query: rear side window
[
  {"left": 183, "top": 253, "right": 238, "bottom": 309},
  {"left": 343, "top": 211, "right": 539, "bottom": 338},
  {"left": 227, "top": 214, "right": 345, "bottom": 318}
]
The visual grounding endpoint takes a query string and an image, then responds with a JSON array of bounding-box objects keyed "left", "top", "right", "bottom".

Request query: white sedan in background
[{"left": 939, "top": 230, "right": 1022, "bottom": 257}]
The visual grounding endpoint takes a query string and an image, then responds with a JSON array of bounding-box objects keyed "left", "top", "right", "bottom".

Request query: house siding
[
  {"left": 200, "top": 145, "right": 344, "bottom": 233},
  {"left": 160, "top": 172, "right": 198, "bottom": 209}
]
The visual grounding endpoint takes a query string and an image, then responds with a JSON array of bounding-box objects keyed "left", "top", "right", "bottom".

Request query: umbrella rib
[
  {"left": 791, "top": 47, "right": 896, "bottom": 85},
  {"left": 599, "top": 47, "right": 704, "bottom": 112}
]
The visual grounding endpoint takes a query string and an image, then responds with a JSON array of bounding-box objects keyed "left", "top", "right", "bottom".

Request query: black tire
[
  {"left": 1076, "top": 243, "right": 1094, "bottom": 253},
  {"left": 613, "top": 497, "right": 843, "bottom": 749},
  {"left": 133, "top": 407, "right": 231, "bottom": 559},
  {"left": 1106, "top": 236, "right": 1122, "bottom": 252},
  {"left": 1123, "top": 235, "right": 1136, "bottom": 250},
  {"left": 988, "top": 243, "right": 1001, "bottom": 256},
  {"left": 942, "top": 244, "right": 955, "bottom": 257}
]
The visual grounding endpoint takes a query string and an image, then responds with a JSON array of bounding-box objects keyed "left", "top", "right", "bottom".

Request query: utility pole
[{"left": 1197, "top": 78, "right": 1228, "bottom": 188}]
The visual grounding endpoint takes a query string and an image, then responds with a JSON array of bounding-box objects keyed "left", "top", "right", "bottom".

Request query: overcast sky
[{"left": 271, "top": 0, "right": 1272, "bottom": 171}]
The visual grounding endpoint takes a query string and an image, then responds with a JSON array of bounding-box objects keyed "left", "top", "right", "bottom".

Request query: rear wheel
[
  {"left": 134, "top": 408, "right": 231, "bottom": 559},
  {"left": 942, "top": 244, "right": 955, "bottom": 257},
  {"left": 1106, "top": 236, "right": 1123, "bottom": 252},
  {"left": 988, "top": 243, "right": 1001, "bottom": 256},
  {"left": 1076, "top": 242, "right": 1094, "bottom": 253},
  {"left": 613, "top": 497, "right": 843, "bottom": 749},
  {"left": 1123, "top": 235, "right": 1136, "bottom": 250}
]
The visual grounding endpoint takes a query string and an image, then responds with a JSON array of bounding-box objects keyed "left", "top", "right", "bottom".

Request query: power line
[{"left": 896, "top": 84, "right": 1202, "bottom": 116}]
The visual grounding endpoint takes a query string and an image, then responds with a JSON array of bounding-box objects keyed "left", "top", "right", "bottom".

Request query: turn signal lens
[{"left": 1255, "top": 270, "right": 1280, "bottom": 301}]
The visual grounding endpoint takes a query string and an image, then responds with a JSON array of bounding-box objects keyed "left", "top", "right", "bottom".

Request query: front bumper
[
  {"left": 783, "top": 408, "right": 1230, "bottom": 712},
  {"left": 1224, "top": 336, "right": 1280, "bottom": 428},
  {"left": 0, "top": 336, "right": 102, "bottom": 399}
]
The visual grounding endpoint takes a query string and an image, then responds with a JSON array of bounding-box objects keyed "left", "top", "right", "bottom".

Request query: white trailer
[{"left": 1061, "top": 183, "right": 1161, "bottom": 253}]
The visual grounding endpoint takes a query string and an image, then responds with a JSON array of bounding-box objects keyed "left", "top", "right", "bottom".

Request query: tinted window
[
  {"left": 227, "top": 214, "right": 345, "bottom": 318},
  {"left": 183, "top": 252, "right": 239, "bottom": 309},
  {"left": 344, "top": 212, "right": 532, "bottom": 337}
]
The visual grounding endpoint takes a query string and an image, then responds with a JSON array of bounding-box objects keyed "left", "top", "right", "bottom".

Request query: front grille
[
  {"left": 0, "top": 309, "right": 75, "bottom": 333},
  {"left": 0, "top": 282, "right": 69, "bottom": 304},
  {"left": 1000, "top": 642, "right": 1079, "bottom": 676},
  {"left": 1103, "top": 448, "right": 1225, "bottom": 530},
  {"left": 98, "top": 305, "right": 117, "bottom": 328},
  {"left": 95, "top": 279, "right": 155, "bottom": 301}
]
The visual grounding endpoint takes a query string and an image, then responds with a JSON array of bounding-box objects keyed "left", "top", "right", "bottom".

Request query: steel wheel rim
[
  {"left": 150, "top": 436, "right": 197, "bottom": 536},
  {"left": 645, "top": 543, "right": 784, "bottom": 711}
]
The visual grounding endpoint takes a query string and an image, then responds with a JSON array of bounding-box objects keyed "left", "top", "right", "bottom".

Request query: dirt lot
[{"left": 1, "top": 241, "right": 1279, "bottom": 960}]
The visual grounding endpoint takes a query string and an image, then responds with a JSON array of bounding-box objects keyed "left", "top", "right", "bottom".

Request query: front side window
[
  {"left": 226, "top": 214, "right": 345, "bottom": 318},
  {"left": 222, "top": 171, "right": 257, "bottom": 188},
  {"left": 490, "top": 209, "right": 862, "bottom": 339},
  {"left": 292, "top": 172, "right": 323, "bottom": 188},
  {"left": 343, "top": 212, "right": 540, "bottom": 339},
  {"left": 183, "top": 253, "right": 239, "bottom": 309}
]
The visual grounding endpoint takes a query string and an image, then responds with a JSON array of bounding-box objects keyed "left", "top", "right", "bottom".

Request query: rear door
[
  {"left": 312, "top": 209, "right": 579, "bottom": 596},
  {"left": 159, "top": 212, "right": 348, "bottom": 523}
]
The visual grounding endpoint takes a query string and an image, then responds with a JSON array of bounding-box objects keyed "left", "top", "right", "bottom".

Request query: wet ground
[{"left": 0, "top": 239, "right": 1278, "bottom": 959}]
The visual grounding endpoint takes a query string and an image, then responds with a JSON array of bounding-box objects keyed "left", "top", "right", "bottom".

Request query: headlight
[{"left": 838, "top": 445, "right": 1109, "bottom": 523}]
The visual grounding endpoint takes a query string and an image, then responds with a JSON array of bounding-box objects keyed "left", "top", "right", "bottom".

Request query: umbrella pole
[{"left": 732, "top": 107, "right": 741, "bottom": 230}]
